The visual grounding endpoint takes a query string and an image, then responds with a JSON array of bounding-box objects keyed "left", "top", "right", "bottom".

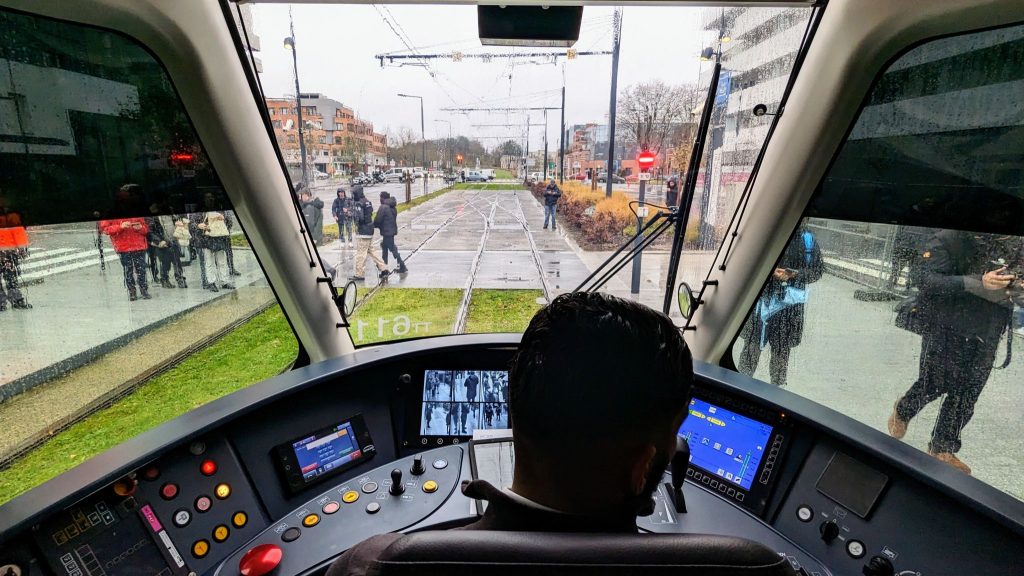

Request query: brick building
[{"left": 265, "top": 92, "right": 387, "bottom": 177}]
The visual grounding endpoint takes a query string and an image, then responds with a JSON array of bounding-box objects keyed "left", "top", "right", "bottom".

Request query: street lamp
[
  {"left": 284, "top": 22, "right": 309, "bottom": 187},
  {"left": 434, "top": 119, "right": 452, "bottom": 171},
  {"left": 397, "top": 93, "right": 426, "bottom": 171}
]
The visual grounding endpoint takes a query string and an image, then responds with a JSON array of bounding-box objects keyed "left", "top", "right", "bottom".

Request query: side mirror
[
  {"left": 677, "top": 282, "right": 697, "bottom": 320},
  {"left": 340, "top": 280, "right": 358, "bottom": 321}
]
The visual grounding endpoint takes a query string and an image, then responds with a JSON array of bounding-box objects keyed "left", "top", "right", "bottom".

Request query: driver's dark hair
[{"left": 509, "top": 292, "right": 692, "bottom": 457}]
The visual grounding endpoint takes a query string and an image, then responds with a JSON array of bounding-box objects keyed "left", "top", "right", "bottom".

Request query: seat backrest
[{"left": 368, "top": 531, "right": 797, "bottom": 576}]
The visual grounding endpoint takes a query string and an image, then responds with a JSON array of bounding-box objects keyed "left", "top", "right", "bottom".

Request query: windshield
[
  {"left": 0, "top": 7, "right": 298, "bottom": 505},
  {"left": 243, "top": 3, "right": 812, "bottom": 346},
  {"left": 730, "top": 21, "right": 1024, "bottom": 501}
]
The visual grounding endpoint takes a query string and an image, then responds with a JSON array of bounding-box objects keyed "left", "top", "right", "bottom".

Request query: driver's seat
[{"left": 329, "top": 530, "right": 797, "bottom": 575}]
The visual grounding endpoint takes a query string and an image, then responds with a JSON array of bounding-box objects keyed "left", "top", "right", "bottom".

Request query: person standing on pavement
[
  {"left": 888, "top": 230, "right": 1023, "bottom": 475},
  {"left": 332, "top": 188, "right": 354, "bottom": 248},
  {"left": 375, "top": 192, "right": 407, "bottom": 273},
  {"left": 198, "top": 210, "right": 233, "bottom": 292},
  {"left": 0, "top": 194, "right": 31, "bottom": 311},
  {"left": 543, "top": 178, "right": 561, "bottom": 230},
  {"left": 146, "top": 208, "right": 187, "bottom": 289},
  {"left": 737, "top": 227, "right": 824, "bottom": 387},
  {"left": 101, "top": 184, "right": 151, "bottom": 301},
  {"left": 350, "top": 186, "right": 389, "bottom": 281},
  {"left": 299, "top": 188, "right": 325, "bottom": 246},
  {"left": 665, "top": 175, "right": 679, "bottom": 208}
]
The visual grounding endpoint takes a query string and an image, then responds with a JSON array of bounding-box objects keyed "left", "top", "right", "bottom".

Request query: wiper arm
[{"left": 661, "top": 62, "right": 721, "bottom": 315}]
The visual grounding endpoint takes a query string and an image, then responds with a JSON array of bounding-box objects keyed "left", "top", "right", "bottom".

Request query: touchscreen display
[
  {"left": 678, "top": 397, "right": 774, "bottom": 491},
  {"left": 421, "top": 370, "right": 509, "bottom": 436},
  {"left": 292, "top": 421, "right": 364, "bottom": 482}
]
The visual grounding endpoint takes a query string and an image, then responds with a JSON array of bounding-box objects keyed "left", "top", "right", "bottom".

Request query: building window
[
  {"left": 318, "top": 136, "right": 326, "bottom": 144},
  {"left": 287, "top": 135, "right": 296, "bottom": 143},
  {"left": 272, "top": 120, "right": 281, "bottom": 129}
]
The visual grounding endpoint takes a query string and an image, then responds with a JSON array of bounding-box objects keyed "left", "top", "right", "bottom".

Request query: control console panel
[
  {"left": 32, "top": 436, "right": 266, "bottom": 576},
  {"left": 215, "top": 446, "right": 465, "bottom": 576}
]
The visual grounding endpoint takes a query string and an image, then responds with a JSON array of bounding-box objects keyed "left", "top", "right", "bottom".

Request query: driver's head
[{"left": 509, "top": 292, "right": 692, "bottom": 516}]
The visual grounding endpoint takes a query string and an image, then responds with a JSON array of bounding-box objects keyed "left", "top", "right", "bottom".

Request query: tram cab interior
[{"left": 1, "top": 1, "right": 1023, "bottom": 575}]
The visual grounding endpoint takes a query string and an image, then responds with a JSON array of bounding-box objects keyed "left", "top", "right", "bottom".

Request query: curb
[{"left": 0, "top": 288, "right": 258, "bottom": 404}]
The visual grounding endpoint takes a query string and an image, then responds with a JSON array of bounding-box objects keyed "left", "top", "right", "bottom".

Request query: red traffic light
[{"left": 637, "top": 150, "right": 656, "bottom": 171}]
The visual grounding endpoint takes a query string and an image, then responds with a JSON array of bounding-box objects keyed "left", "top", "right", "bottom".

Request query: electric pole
[{"left": 604, "top": 8, "right": 622, "bottom": 198}]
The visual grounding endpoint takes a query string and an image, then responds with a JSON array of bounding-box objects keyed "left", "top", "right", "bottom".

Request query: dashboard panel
[{"left": 0, "top": 336, "right": 1021, "bottom": 576}]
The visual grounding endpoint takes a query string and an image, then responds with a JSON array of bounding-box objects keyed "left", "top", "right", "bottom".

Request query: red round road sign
[{"left": 637, "top": 150, "right": 656, "bottom": 171}]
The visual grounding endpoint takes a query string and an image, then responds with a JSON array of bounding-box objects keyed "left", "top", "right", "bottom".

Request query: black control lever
[
  {"left": 389, "top": 469, "right": 405, "bottom": 496},
  {"left": 411, "top": 455, "right": 425, "bottom": 476},
  {"left": 669, "top": 436, "right": 690, "bottom": 514}
]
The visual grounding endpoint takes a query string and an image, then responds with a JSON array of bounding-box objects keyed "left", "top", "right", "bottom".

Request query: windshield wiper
[
  {"left": 572, "top": 63, "right": 721, "bottom": 303},
  {"left": 661, "top": 63, "right": 721, "bottom": 314}
]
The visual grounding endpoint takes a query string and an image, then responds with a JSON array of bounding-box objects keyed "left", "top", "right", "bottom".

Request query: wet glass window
[
  {"left": 244, "top": 3, "right": 810, "bottom": 346},
  {"left": 0, "top": 8, "right": 297, "bottom": 505},
  {"left": 732, "top": 22, "right": 1024, "bottom": 501}
]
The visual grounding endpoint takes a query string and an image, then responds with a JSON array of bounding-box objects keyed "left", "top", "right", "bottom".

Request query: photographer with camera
[{"left": 888, "top": 229, "right": 1023, "bottom": 474}]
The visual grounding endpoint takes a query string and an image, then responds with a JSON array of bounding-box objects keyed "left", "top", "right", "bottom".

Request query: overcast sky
[{"left": 251, "top": 3, "right": 715, "bottom": 151}]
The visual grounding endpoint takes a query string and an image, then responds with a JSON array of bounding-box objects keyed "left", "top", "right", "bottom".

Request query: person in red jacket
[
  {"left": 0, "top": 194, "right": 31, "bottom": 311},
  {"left": 101, "top": 184, "right": 151, "bottom": 301}
]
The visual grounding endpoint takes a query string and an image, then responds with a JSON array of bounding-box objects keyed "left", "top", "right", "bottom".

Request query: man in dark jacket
[
  {"left": 350, "top": 186, "right": 388, "bottom": 281},
  {"left": 543, "top": 179, "right": 561, "bottom": 230},
  {"left": 327, "top": 294, "right": 694, "bottom": 576},
  {"left": 299, "top": 189, "right": 325, "bottom": 246},
  {"left": 146, "top": 211, "right": 187, "bottom": 289},
  {"left": 888, "top": 230, "right": 1021, "bottom": 474},
  {"left": 331, "top": 188, "right": 353, "bottom": 248},
  {"left": 665, "top": 175, "right": 679, "bottom": 208},
  {"left": 737, "top": 227, "right": 825, "bottom": 387},
  {"left": 374, "top": 192, "right": 407, "bottom": 273}
]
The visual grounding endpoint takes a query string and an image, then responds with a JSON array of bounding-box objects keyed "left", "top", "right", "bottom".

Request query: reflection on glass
[
  {"left": 732, "top": 21, "right": 1024, "bottom": 500},
  {"left": 0, "top": 7, "right": 296, "bottom": 505}
]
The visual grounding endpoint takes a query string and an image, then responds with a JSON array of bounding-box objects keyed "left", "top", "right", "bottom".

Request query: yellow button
[
  {"left": 232, "top": 511, "right": 248, "bottom": 528},
  {"left": 212, "top": 525, "right": 229, "bottom": 543},
  {"left": 422, "top": 480, "right": 438, "bottom": 494},
  {"left": 342, "top": 490, "right": 359, "bottom": 503},
  {"left": 192, "top": 539, "right": 210, "bottom": 558},
  {"left": 302, "top": 513, "right": 320, "bottom": 528},
  {"left": 215, "top": 483, "right": 231, "bottom": 500}
]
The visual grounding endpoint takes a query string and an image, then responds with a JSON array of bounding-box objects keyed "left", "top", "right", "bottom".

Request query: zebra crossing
[{"left": 18, "top": 246, "right": 121, "bottom": 282}]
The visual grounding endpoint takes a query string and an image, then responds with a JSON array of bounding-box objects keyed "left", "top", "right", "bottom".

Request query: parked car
[
  {"left": 571, "top": 173, "right": 588, "bottom": 181},
  {"left": 382, "top": 168, "right": 410, "bottom": 182},
  {"left": 313, "top": 170, "right": 330, "bottom": 180},
  {"left": 465, "top": 170, "right": 487, "bottom": 182},
  {"left": 597, "top": 172, "right": 626, "bottom": 184}
]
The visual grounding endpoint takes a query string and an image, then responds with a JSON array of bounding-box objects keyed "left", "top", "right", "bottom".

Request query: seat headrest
[{"left": 370, "top": 531, "right": 796, "bottom": 576}]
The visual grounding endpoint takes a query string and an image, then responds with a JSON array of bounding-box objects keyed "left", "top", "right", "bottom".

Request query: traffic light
[
  {"left": 456, "top": 154, "right": 464, "bottom": 164},
  {"left": 637, "top": 149, "right": 655, "bottom": 172}
]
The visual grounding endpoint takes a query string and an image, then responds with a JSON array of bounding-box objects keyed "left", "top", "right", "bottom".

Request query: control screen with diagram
[{"left": 678, "top": 397, "right": 774, "bottom": 491}]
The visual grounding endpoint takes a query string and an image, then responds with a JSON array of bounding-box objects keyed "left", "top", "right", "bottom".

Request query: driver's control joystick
[
  {"left": 389, "top": 469, "right": 405, "bottom": 496},
  {"left": 411, "top": 455, "right": 425, "bottom": 476},
  {"left": 669, "top": 436, "right": 690, "bottom": 514}
]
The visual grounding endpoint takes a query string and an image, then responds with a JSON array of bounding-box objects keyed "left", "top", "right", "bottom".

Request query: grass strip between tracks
[
  {"left": 452, "top": 183, "right": 526, "bottom": 191},
  {"left": 465, "top": 289, "right": 544, "bottom": 334}
]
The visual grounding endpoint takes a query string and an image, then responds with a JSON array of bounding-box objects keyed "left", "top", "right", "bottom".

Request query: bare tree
[{"left": 617, "top": 81, "right": 700, "bottom": 155}]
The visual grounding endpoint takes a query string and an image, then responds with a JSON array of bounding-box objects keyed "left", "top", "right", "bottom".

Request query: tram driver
[{"left": 329, "top": 292, "right": 694, "bottom": 575}]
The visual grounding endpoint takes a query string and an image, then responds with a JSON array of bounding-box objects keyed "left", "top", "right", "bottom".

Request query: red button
[
  {"left": 239, "top": 543, "right": 283, "bottom": 576},
  {"left": 142, "top": 466, "right": 160, "bottom": 481},
  {"left": 161, "top": 483, "right": 179, "bottom": 500},
  {"left": 200, "top": 459, "right": 217, "bottom": 476}
]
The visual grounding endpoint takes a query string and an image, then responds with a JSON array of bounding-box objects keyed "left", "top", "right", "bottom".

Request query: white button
[
  {"left": 847, "top": 540, "right": 865, "bottom": 559},
  {"left": 173, "top": 509, "right": 191, "bottom": 527},
  {"left": 796, "top": 505, "right": 813, "bottom": 522}
]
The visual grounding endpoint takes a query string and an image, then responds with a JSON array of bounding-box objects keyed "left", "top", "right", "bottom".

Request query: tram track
[{"left": 346, "top": 186, "right": 555, "bottom": 338}]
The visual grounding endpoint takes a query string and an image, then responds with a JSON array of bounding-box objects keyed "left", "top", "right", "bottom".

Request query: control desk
[{"left": 0, "top": 339, "right": 1020, "bottom": 576}]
